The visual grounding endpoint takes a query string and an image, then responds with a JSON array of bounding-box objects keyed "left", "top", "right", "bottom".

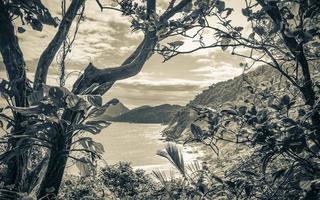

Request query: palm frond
[
  {"left": 152, "top": 169, "right": 168, "bottom": 186},
  {"left": 187, "top": 160, "right": 202, "bottom": 178},
  {"left": 156, "top": 142, "right": 185, "bottom": 176}
]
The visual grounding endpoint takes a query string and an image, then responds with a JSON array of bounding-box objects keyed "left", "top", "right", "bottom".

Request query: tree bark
[
  {"left": 37, "top": 126, "right": 71, "bottom": 199},
  {"left": 72, "top": 33, "right": 156, "bottom": 94},
  {"left": 0, "top": 2, "right": 28, "bottom": 193}
]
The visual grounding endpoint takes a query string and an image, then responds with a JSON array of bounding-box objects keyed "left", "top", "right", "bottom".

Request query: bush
[{"left": 100, "top": 162, "right": 156, "bottom": 199}]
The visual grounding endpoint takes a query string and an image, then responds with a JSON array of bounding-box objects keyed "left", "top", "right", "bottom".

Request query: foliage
[
  {"left": 0, "top": 0, "right": 216, "bottom": 198},
  {"left": 3, "top": 0, "right": 59, "bottom": 32},
  {"left": 100, "top": 162, "right": 155, "bottom": 199},
  {"left": 185, "top": 76, "right": 320, "bottom": 199},
  {"left": 59, "top": 175, "right": 108, "bottom": 200},
  {"left": 158, "top": 0, "right": 320, "bottom": 199}
]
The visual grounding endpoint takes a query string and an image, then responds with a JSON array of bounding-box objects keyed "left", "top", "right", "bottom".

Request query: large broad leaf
[
  {"left": 79, "top": 138, "right": 105, "bottom": 154},
  {"left": 75, "top": 157, "right": 94, "bottom": 176},
  {"left": 11, "top": 102, "right": 58, "bottom": 116},
  {"left": 48, "top": 86, "right": 70, "bottom": 99},
  {"left": 65, "top": 94, "right": 81, "bottom": 109},
  {"left": 79, "top": 95, "right": 103, "bottom": 107},
  {"left": 91, "top": 141, "right": 105, "bottom": 154},
  {"left": 85, "top": 120, "right": 111, "bottom": 129},
  {"left": 86, "top": 99, "right": 119, "bottom": 118},
  {"left": 74, "top": 124, "right": 102, "bottom": 135},
  {"left": 27, "top": 90, "right": 44, "bottom": 105}
]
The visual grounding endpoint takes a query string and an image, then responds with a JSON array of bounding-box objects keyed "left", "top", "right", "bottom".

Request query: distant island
[{"left": 97, "top": 99, "right": 183, "bottom": 124}]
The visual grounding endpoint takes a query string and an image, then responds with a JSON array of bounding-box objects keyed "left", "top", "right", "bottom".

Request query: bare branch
[
  {"left": 72, "top": 33, "right": 156, "bottom": 94},
  {"left": 34, "top": 0, "right": 85, "bottom": 91}
]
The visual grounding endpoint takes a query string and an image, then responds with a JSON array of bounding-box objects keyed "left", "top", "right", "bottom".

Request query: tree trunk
[
  {"left": 37, "top": 133, "right": 70, "bottom": 199},
  {"left": 0, "top": 3, "right": 28, "bottom": 193},
  {"left": 37, "top": 110, "right": 76, "bottom": 199},
  {"left": 295, "top": 46, "right": 320, "bottom": 143}
]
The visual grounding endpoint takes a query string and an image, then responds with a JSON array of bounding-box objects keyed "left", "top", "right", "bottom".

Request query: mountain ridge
[{"left": 162, "top": 66, "right": 281, "bottom": 140}]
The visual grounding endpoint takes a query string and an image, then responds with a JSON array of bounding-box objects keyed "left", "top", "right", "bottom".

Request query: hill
[
  {"left": 162, "top": 66, "right": 281, "bottom": 140},
  {"left": 97, "top": 99, "right": 130, "bottom": 120},
  {"left": 112, "top": 104, "right": 183, "bottom": 124}
]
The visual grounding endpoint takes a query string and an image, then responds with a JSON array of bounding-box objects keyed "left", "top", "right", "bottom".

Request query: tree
[
  {"left": 0, "top": 0, "right": 216, "bottom": 199},
  {"left": 157, "top": 0, "right": 320, "bottom": 198},
  {"left": 158, "top": 0, "right": 320, "bottom": 135}
]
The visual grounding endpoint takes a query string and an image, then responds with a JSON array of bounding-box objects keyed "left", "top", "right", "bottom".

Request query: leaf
[
  {"left": 238, "top": 106, "right": 247, "bottom": 115},
  {"left": 27, "top": 90, "right": 43, "bottom": 105},
  {"left": 87, "top": 95, "right": 102, "bottom": 107},
  {"left": 261, "top": 152, "right": 274, "bottom": 173},
  {"left": 280, "top": 95, "right": 290, "bottom": 105},
  {"left": 49, "top": 86, "right": 70, "bottom": 99},
  {"left": 152, "top": 170, "right": 168, "bottom": 185},
  {"left": 167, "top": 41, "right": 184, "bottom": 49},
  {"left": 65, "top": 94, "right": 80, "bottom": 109},
  {"left": 300, "top": 180, "right": 312, "bottom": 191},
  {"left": 30, "top": 18, "right": 43, "bottom": 31},
  {"left": 85, "top": 120, "right": 111, "bottom": 129},
  {"left": 215, "top": 0, "right": 225, "bottom": 12},
  {"left": 241, "top": 170, "right": 257, "bottom": 177},
  {"left": 234, "top": 26, "right": 244, "bottom": 32},
  {"left": 272, "top": 168, "right": 287, "bottom": 183},
  {"left": 281, "top": 117, "right": 296, "bottom": 125},
  {"left": 190, "top": 123, "right": 203, "bottom": 140},
  {"left": 249, "top": 32, "right": 255, "bottom": 40},
  {"left": 76, "top": 157, "right": 93, "bottom": 176},
  {"left": 302, "top": 31, "right": 313, "bottom": 43},
  {"left": 225, "top": 8, "right": 233, "bottom": 18},
  {"left": 157, "top": 143, "right": 185, "bottom": 176},
  {"left": 225, "top": 180, "right": 235, "bottom": 189},
  {"left": 244, "top": 184, "right": 253, "bottom": 197},
  {"left": 70, "top": 98, "right": 90, "bottom": 111},
  {"left": 78, "top": 137, "right": 93, "bottom": 149},
  {"left": 253, "top": 26, "right": 265, "bottom": 36},
  {"left": 221, "top": 109, "right": 237, "bottom": 115},
  {"left": 242, "top": 8, "right": 250, "bottom": 16},
  {"left": 220, "top": 37, "right": 231, "bottom": 51},
  {"left": 18, "top": 27, "right": 26, "bottom": 33},
  {"left": 86, "top": 99, "right": 119, "bottom": 118},
  {"left": 75, "top": 124, "right": 101, "bottom": 135},
  {"left": 211, "top": 174, "right": 224, "bottom": 184},
  {"left": 92, "top": 141, "right": 105, "bottom": 154}
]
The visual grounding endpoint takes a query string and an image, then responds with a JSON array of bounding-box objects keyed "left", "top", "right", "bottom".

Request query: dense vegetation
[
  {"left": 163, "top": 66, "right": 281, "bottom": 140},
  {"left": 0, "top": 0, "right": 215, "bottom": 199}
]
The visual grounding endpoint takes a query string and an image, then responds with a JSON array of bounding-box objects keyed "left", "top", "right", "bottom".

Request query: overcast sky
[{"left": 2, "top": 0, "right": 250, "bottom": 108}]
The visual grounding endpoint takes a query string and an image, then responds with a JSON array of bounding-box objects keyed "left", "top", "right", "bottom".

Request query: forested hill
[
  {"left": 112, "top": 104, "right": 183, "bottom": 124},
  {"left": 163, "top": 66, "right": 281, "bottom": 140},
  {"left": 97, "top": 99, "right": 130, "bottom": 120}
]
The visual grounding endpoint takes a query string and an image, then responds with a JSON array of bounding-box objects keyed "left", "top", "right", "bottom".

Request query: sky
[{"left": 1, "top": 0, "right": 250, "bottom": 108}]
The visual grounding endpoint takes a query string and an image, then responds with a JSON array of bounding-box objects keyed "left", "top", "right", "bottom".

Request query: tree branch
[
  {"left": 72, "top": 33, "right": 156, "bottom": 95},
  {"left": 33, "top": 0, "right": 85, "bottom": 91}
]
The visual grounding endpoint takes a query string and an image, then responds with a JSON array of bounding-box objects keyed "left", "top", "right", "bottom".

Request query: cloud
[
  {"left": 190, "top": 62, "right": 243, "bottom": 81},
  {"left": 117, "top": 71, "right": 214, "bottom": 88}
]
